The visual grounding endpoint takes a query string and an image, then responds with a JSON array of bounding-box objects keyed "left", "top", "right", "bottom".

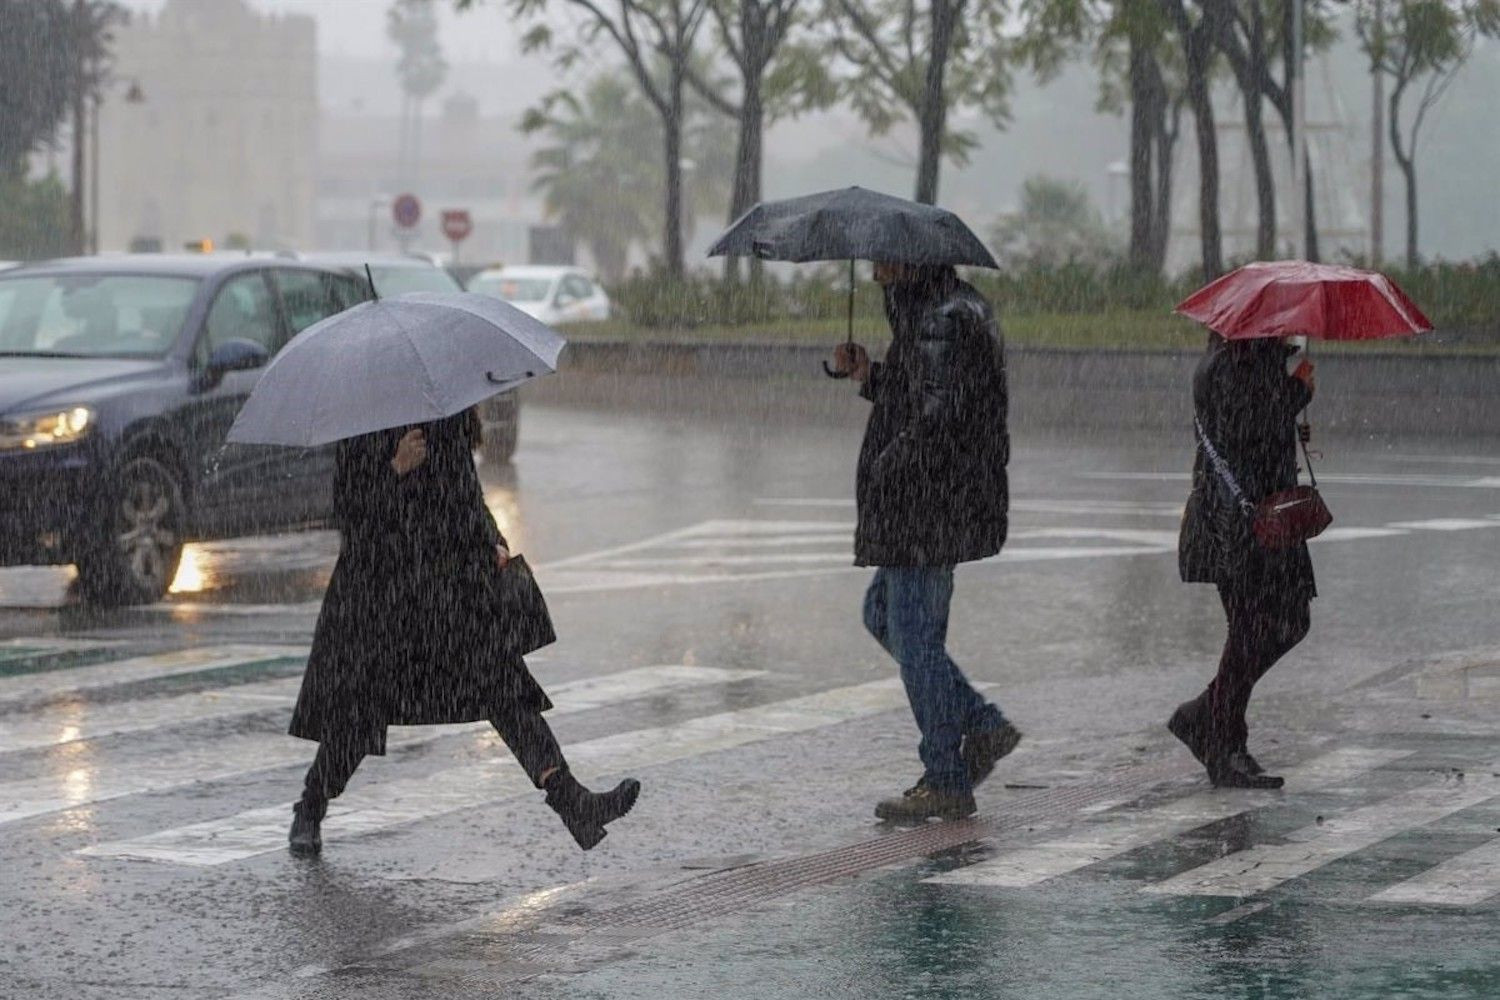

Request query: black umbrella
[{"left": 707, "top": 186, "right": 999, "bottom": 378}]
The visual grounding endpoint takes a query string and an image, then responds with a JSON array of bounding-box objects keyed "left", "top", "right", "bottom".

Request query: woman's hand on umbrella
[
  {"left": 495, "top": 544, "right": 511, "bottom": 570},
  {"left": 1293, "top": 358, "right": 1316, "bottom": 397},
  {"left": 832, "top": 342, "right": 871, "bottom": 382},
  {"left": 391, "top": 429, "right": 428, "bottom": 477}
]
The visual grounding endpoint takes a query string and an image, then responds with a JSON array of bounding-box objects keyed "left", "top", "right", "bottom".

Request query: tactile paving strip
[{"left": 568, "top": 758, "right": 1196, "bottom": 933}]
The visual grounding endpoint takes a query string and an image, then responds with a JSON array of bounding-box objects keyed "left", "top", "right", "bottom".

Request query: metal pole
[
  {"left": 1292, "top": 0, "right": 1308, "bottom": 259},
  {"left": 1370, "top": 0, "right": 1385, "bottom": 265},
  {"left": 89, "top": 94, "right": 100, "bottom": 254},
  {"left": 846, "top": 258, "right": 855, "bottom": 344}
]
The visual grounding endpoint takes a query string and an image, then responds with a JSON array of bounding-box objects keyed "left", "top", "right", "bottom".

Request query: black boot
[
  {"left": 962, "top": 722, "right": 1023, "bottom": 789},
  {"left": 288, "top": 800, "right": 322, "bottom": 857},
  {"left": 1207, "top": 750, "right": 1284, "bottom": 790},
  {"left": 543, "top": 769, "right": 641, "bottom": 850},
  {"left": 1167, "top": 700, "right": 1211, "bottom": 766}
]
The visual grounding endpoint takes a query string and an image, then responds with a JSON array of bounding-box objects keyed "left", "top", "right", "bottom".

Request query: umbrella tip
[{"left": 364, "top": 263, "right": 379, "bottom": 301}]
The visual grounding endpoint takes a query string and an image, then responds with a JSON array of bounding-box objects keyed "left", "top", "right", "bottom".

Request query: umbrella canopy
[
  {"left": 708, "top": 186, "right": 999, "bottom": 269},
  {"left": 1174, "top": 260, "right": 1433, "bottom": 341},
  {"left": 227, "top": 291, "right": 565, "bottom": 447}
]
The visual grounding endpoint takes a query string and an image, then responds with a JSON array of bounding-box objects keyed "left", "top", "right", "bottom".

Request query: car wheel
[{"left": 78, "top": 455, "right": 186, "bottom": 606}]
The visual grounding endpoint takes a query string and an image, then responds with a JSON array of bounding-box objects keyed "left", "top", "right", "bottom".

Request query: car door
[
  {"left": 554, "top": 275, "right": 595, "bottom": 323},
  {"left": 181, "top": 269, "right": 291, "bottom": 537},
  {"left": 265, "top": 267, "right": 366, "bottom": 526}
]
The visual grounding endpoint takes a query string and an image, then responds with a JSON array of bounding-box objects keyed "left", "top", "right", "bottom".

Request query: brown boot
[{"left": 874, "top": 781, "right": 976, "bottom": 823}]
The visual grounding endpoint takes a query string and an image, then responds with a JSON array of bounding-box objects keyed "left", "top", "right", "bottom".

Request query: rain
[{"left": 1, "top": 0, "right": 1499, "bottom": 997}]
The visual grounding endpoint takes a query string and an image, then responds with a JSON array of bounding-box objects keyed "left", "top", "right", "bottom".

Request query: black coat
[
  {"left": 854, "top": 274, "right": 1009, "bottom": 567},
  {"left": 1178, "top": 339, "right": 1317, "bottom": 597},
  {"left": 289, "top": 412, "right": 550, "bottom": 755}
]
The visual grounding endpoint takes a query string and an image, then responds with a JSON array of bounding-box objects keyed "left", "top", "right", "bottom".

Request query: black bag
[
  {"left": 487, "top": 555, "right": 557, "bottom": 658},
  {"left": 1195, "top": 417, "right": 1332, "bottom": 550}
]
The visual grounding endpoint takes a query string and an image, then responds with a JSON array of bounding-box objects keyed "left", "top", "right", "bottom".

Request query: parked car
[
  {"left": 0, "top": 254, "right": 376, "bottom": 605},
  {"left": 467, "top": 265, "right": 611, "bottom": 325}
]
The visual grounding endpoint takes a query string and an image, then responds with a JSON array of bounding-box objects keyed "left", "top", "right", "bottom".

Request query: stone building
[{"left": 95, "top": 0, "right": 317, "bottom": 252}]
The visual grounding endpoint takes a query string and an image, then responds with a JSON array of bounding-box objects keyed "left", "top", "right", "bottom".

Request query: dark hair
[{"left": 464, "top": 405, "right": 483, "bottom": 450}]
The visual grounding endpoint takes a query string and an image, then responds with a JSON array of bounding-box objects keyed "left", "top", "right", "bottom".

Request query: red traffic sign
[
  {"left": 441, "top": 209, "right": 473, "bottom": 243},
  {"left": 392, "top": 193, "right": 421, "bottom": 229}
]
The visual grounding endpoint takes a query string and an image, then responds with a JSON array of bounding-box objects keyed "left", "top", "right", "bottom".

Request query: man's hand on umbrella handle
[
  {"left": 495, "top": 544, "right": 511, "bottom": 570},
  {"left": 391, "top": 429, "right": 428, "bottom": 477},
  {"left": 1293, "top": 359, "right": 1316, "bottom": 397},
  {"left": 831, "top": 342, "right": 871, "bottom": 383}
]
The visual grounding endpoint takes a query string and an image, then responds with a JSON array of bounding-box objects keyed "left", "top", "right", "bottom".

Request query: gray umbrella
[
  {"left": 227, "top": 291, "right": 565, "bottom": 447},
  {"left": 707, "top": 186, "right": 998, "bottom": 377}
]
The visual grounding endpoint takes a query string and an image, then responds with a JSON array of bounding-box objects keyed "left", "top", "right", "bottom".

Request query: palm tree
[
  {"left": 387, "top": 0, "right": 447, "bottom": 189},
  {"left": 523, "top": 73, "right": 733, "bottom": 282}
]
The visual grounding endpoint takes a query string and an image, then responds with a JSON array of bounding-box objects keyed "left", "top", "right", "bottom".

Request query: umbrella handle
[{"left": 822, "top": 360, "right": 850, "bottom": 380}]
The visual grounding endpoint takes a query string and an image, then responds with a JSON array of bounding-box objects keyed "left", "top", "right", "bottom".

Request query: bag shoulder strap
[{"left": 1194, "top": 417, "right": 1256, "bottom": 516}]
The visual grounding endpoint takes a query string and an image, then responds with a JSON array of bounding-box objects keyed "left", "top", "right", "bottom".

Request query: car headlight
[{"left": 0, "top": 406, "right": 97, "bottom": 451}]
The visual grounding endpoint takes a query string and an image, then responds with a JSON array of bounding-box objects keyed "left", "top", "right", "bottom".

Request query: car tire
[
  {"left": 480, "top": 397, "right": 520, "bottom": 466},
  {"left": 77, "top": 455, "right": 186, "bottom": 606}
]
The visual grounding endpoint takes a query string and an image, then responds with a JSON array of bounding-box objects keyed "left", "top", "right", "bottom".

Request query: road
[{"left": 3, "top": 383, "right": 1499, "bottom": 999}]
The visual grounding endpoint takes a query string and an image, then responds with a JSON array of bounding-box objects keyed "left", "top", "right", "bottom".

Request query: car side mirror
[{"left": 199, "top": 337, "right": 269, "bottom": 389}]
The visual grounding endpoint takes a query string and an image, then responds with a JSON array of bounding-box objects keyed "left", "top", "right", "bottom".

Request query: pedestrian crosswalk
[{"left": 6, "top": 639, "right": 1500, "bottom": 912}]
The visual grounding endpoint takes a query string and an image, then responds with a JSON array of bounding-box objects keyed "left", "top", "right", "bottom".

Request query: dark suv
[{"left": 0, "top": 254, "right": 376, "bottom": 605}]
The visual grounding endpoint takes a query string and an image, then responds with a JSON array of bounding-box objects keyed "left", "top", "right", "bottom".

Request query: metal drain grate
[{"left": 569, "top": 759, "right": 1194, "bottom": 932}]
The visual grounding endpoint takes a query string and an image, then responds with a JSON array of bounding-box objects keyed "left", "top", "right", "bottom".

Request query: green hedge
[{"left": 609, "top": 258, "right": 1499, "bottom": 339}]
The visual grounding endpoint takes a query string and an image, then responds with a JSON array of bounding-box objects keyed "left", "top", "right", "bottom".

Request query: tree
[
  {"left": 523, "top": 73, "right": 734, "bottom": 281},
  {"left": 687, "top": 0, "right": 834, "bottom": 280},
  {"left": 462, "top": 0, "right": 712, "bottom": 277},
  {"left": 0, "top": 173, "right": 73, "bottom": 260},
  {"left": 1021, "top": 0, "right": 1184, "bottom": 273},
  {"left": 64, "top": 0, "right": 126, "bottom": 253},
  {"left": 826, "top": 0, "right": 1012, "bottom": 203},
  {"left": 388, "top": 0, "right": 449, "bottom": 189},
  {"left": 0, "top": 0, "right": 76, "bottom": 179},
  {"left": 1357, "top": 0, "right": 1500, "bottom": 266},
  {"left": 992, "top": 174, "right": 1120, "bottom": 266},
  {"left": 1159, "top": 0, "right": 1225, "bottom": 278}
]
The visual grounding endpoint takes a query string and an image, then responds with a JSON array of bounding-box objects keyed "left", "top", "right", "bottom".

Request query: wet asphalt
[{"left": 2, "top": 379, "right": 1499, "bottom": 999}]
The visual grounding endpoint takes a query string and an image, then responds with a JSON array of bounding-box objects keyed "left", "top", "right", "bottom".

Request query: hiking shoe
[
  {"left": 1167, "top": 701, "right": 1211, "bottom": 766},
  {"left": 874, "top": 782, "right": 976, "bottom": 823},
  {"left": 1208, "top": 752, "right": 1284, "bottom": 790},
  {"left": 963, "top": 723, "right": 1023, "bottom": 788}
]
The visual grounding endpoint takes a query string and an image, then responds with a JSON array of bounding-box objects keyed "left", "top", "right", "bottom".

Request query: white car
[{"left": 467, "top": 266, "right": 611, "bottom": 324}]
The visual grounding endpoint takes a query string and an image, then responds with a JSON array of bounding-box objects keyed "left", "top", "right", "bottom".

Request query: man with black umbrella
[{"left": 830, "top": 261, "right": 1022, "bottom": 821}]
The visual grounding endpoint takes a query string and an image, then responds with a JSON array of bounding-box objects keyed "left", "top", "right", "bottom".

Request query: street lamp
[{"left": 91, "top": 77, "right": 146, "bottom": 254}]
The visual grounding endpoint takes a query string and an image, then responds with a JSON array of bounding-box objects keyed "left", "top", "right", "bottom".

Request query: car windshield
[
  {"left": 469, "top": 274, "right": 552, "bottom": 302},
  {"left": 369, "top": 265, "right": 463, "bottom": 295},
  {"left": 0, "top": 273, "right": 199, "bottom": 358}
]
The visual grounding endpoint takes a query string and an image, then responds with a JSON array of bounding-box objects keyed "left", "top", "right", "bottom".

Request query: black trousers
[
  {"left": 297, "top": 701, "right": 566, "bottom": 821},
  {"left": 1191, "top": 582, "right": 1311, "bottom": 753}
]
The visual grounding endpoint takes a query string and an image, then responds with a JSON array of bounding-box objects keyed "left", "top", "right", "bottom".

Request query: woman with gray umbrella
[
  {"left": 285, "top": 407, "right": 640, "bottom": 855},
  {"left": 225, "top": 286, "right": 640, "bottom": 856}
]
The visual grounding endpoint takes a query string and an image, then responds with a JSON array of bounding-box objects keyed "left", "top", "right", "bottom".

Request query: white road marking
[
  {"left": 1143, "top": 772, "right": 1500, "bottom": 899},
  {"left": 0, "top": 644, "right": 305, "bottom": 706},
  {"left": 925, "top": 748, "right": 1409, "bottom": 888},
  {"left": 1386, "top": 518, "right": 1500, "bottom": 531},
  {"left": 0, "top": 665, "right": 763, "bottom": 826},
  {"left": 0, "top": 637, "right": 118, "bottom": 664},
  {"left": 79, "top": 678, "right": 918, "bottom": 865},
  {"left": 1366, "top": 837, "right": 1500, "bottom": 906},
  {"left": 1084, "top": 472, "right": 1500, "bottom": 489}
]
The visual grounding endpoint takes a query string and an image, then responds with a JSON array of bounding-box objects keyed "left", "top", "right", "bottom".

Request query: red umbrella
[{"left": 1174, "top": 260, "right": 1433, "bottom": 341}]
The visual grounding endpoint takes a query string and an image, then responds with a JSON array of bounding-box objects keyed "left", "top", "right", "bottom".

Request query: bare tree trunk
[
  {"left": 724, "top": 69, "right": 765, "bottom": 283},
  {"left": 1185, "top": 47, "right": 1222, "bottom": 279},
  {"left": 663, "top": 64, "right": 686, "bottom": 277},
  {"left": 915, "top": 0, "right": 961, "bottom": 204},
  {"left": 1128, "top": 36, "right": 1158, "bottom": 269},
  {"left": 1150, "top": 98, "right": 1183, "bottom": 270},
  {"left": 70, "top": 0, "right": 87, "bottom": 255},
  {"left": 1401, "top": 153, "right": 1417, "bottom": 267}
]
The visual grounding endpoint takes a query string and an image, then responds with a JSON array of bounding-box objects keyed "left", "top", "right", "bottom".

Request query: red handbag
[{"left": 1196, "top": 418, "right": 1332, "bottom": 550}]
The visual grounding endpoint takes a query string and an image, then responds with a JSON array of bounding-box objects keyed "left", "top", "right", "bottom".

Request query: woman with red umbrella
[{"left": 1168, "top": 261, "right": 1431, "bottom": 789}]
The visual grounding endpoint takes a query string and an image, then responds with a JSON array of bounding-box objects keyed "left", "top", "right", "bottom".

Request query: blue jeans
[{"left": 863, "top": 566, "right": 1007, "bottom": 794}]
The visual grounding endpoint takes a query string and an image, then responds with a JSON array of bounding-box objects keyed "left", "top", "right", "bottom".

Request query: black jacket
[
  {"left": 1178, "top": 339, "right": 1317, "bottom": 596},
  {"left": 290, "top": 412, "right": 550, "bottom": 755},
  {"left": 854, "top": 274, "right": 1010, "bottom": 567}
]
